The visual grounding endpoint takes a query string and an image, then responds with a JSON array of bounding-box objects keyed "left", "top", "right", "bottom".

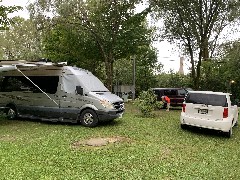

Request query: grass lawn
[{"left": 0, "top": 102, "right": 239, "bottom": 179}]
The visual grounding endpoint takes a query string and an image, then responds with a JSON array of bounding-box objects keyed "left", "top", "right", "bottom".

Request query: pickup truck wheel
[
  {"left": 80, "top": 109, "right": 98, "bottom": 127},
  {"left": 7, "top": 107, "right": 17, "bottom": 120}
]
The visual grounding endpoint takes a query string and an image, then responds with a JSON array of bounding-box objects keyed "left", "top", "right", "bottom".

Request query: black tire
[
  {"left": 234, "top": 120, "right": 238, "bottom": 127},
  {"left": 224, "top": 126, "right": 232, "bottom": 138},
  {"left": 80, "top": 109, "right": 98, "bottom": 127},
  {"left": 181, "top": 124, "right": 187, "bottom": 129},
  {"left": 6, "top": 106, "right": 17, "bottom": 120}
]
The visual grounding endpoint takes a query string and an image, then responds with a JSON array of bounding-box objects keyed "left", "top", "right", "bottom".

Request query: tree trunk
[{"left": 105, "top": 54, "right": 114, "bottom": 92}]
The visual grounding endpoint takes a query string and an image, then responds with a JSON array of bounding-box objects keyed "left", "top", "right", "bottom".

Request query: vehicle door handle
[{"left": 16, "top": 96, "right": 23, "bottom": 100}]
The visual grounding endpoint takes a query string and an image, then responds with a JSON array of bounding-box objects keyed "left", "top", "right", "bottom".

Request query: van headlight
[{"left": 100, "top": 100, "right": 114, "bottom": 109}]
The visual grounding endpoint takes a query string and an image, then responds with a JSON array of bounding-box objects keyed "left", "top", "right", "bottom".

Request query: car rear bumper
[{"left": 180, "top": 113, "right": 232, "bottom": 132}]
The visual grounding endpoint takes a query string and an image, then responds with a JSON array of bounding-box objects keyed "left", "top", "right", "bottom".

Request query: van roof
[
  {"left": 0, "top": 60, "right": 67, "bottom": 66},
  {"left": 0, "top": 61, "right": 92, "bottom": 77}
]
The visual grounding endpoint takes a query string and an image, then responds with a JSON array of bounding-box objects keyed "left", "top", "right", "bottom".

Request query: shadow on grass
[
  {"left": 0, "top": 116, "right": 123, "bottom": 128},
  {"left": 181, "top": 125, "right": 230, "bottom": 138}
]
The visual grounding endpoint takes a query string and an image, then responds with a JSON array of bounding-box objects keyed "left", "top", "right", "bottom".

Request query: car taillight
[
  {"left": 223, "top": 108, "right": 228, "bottom": 118},
  {"left": 182, "top": 104, "right": 186, "bottom": 112}
]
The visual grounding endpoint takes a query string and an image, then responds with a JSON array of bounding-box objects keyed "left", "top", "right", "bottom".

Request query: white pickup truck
[{"left": 180, "top": 91, "right": 238, "bottom": 137}]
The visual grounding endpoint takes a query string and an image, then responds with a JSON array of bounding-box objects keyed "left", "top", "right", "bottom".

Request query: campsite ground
[{"left": 0, "top": 102, "right": 239, "bottom": 179}]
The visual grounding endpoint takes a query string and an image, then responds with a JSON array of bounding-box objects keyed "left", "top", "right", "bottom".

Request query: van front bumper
[
  {"left": 96, "top": 110, "right": 124, "bottom": 121},
  {"left": 180, "top": 114, "right": 232, "bottom": 132}
]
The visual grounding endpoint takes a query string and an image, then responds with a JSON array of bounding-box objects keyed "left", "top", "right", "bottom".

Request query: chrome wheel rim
[
  {"left": 8, "top": 109, "right": 15, "bottom": 119},
  {"left": 83, "top": 113, "right": 94, "bottom": 125}
]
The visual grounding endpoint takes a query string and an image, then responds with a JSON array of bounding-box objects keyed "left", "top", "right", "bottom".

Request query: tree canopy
[
  {"left": 28, "top": 0, "right": 155, "bottom": 91},
  {"left": 0, "top": 17, "right": 42, "bottom": 60},
  {"left": 0, "top": 1, "right": 22, "bottom": 30},
  {"left": 151, "top": 0, "right": 240, "bottom": 89}
]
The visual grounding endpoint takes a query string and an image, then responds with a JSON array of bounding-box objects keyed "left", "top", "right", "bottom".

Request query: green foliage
[
  {"left": 114, "top": 46, "right": 161, "bottom": 94},
  {"left": 156, "top": 72, "right": 192, "bottom": 88},
  {"left": 29, "top": 0, "right": 155, "bottom": 90},
  {"left": 0, "top": 17, "right": 42, "bottom": 60},
  {"left": 0, "top": 2, "right": 22, "bottom": 30},
  {"left": 199, "top": 40, "right": 240, "bottom": 99},
  {"left": 151, "top": 0, "right": 240, "bottom": 89},
  {"left": 134, "top": 89, "right": 163, "bottom": 117},
  {"left": 200, "top": 60, "right": 227, "bottom": 92}
]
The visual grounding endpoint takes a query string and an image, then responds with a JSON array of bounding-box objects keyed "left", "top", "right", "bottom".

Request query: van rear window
[{"left": 185, "top": 93, "right": 227, "bottom": 107}]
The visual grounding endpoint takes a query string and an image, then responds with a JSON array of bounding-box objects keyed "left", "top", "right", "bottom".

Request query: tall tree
[
  {"left": 114, "top": 45, "right": 161, "bottom": 94},
  {"left": 29, "top": 0, "right": 153, "bottom": 91},
  {"left": 150, "top": 0, "right": 240, "bottom": 89}
]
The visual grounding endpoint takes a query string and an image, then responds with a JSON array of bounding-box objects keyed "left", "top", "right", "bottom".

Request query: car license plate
[
  {"left": 198, "top": 109, "right": 208, "bottom": 114},
  {"left": 119, "top": 113, "right": 123, "bottom": 118}
]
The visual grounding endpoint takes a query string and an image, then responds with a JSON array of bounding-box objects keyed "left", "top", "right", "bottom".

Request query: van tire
[
  {"left": 80, "top": 109, "right": 98, "bottom": 127},
  {"left": 6, "top": 106, "right": 17, "bottom": 120}
]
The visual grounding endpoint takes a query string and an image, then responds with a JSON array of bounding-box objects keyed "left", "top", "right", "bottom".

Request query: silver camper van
[{"left": 0, "top": 61, "right": 124, "bottom": 127}]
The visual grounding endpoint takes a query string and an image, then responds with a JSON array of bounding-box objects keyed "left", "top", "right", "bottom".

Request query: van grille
[{"left": 113, "top": 102, "right": 125, "bottom": 112}]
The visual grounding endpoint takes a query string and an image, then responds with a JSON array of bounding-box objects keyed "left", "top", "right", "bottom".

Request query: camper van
[{"left": 0, "top": 61, "right": 124, "bottom": 127}]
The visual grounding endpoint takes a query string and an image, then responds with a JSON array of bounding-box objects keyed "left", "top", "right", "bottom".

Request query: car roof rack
[{"left": 0, "top": 60, "right": 67, "bottom": 67}]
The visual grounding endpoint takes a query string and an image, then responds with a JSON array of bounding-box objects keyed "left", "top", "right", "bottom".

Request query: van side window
[
  {"left": 0, "top": 76, "right": 4, "bottom": 90},
  {"left": 29, "top": 76, "right": 59, "bottom": 94},
  {"left": 0, "top": 76, "right": 59, "bottom": 94},
  {"left": 0, "top": 76, "right": 33, "bottom": 92}
]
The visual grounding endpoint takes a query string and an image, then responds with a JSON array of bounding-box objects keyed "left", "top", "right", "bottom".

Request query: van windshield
[
  {"left": 185, "top": 93, "right": 227, "bottom": 107},
  {"left": 62, "top": 73, "right": 109, "bottom": 94},
  {"left": 77, "top": 75, "right": 109, "bottom": 92}
]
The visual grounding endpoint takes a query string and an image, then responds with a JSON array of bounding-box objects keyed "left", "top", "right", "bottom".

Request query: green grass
[{"left": 0, "top": 103, "right": 240, "bottom": 179}]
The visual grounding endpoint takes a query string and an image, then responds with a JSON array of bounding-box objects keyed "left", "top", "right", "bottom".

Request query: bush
[{"left": 134, "top": 89, "right": 163, "bottom": 117}]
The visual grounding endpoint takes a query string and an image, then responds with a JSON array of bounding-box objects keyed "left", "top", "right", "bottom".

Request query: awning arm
[{"left": 16, "top": 68, "right": 59, "bottom": 106}]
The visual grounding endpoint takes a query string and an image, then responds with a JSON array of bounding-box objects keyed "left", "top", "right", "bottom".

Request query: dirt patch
[
  {"left": 71, "top": 136, "right": 130, "bottom": 149},
  {"left": 0, "top": 135, "right": 16, "bottom": 142}
]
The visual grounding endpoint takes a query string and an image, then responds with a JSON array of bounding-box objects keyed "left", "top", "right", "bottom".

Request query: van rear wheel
[
  {"left": 80, "top": 109, "right": 98, "bottom": 127},
  {"left": 6, "top": 107, "right": 17, "bottom": 120}
]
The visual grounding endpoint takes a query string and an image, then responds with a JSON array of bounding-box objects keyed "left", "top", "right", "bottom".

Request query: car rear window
[{"left": 185, "top": 93, "right": 227, "bottom": 107}]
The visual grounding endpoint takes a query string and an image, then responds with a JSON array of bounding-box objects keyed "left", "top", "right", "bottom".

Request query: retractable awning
[{"left": 0, "top": 65, "right": 17, "bottom": 72}]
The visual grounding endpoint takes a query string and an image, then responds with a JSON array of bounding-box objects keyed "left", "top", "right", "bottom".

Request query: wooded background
[{"left": 0, "top": 0, "right": 240, "bottom": 98}]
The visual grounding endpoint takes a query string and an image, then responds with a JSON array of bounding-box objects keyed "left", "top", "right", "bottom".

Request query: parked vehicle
[
  {"left": 180, "top": 91, "right": 238, "bottom": 137},
  {"left": 152, "top": 88, "right": 191, "bottom": 107},
  {"left": 0, "top": 61, "right": 124, "bottom": 127}
]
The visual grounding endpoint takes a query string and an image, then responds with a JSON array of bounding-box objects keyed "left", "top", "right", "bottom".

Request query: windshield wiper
[{"left": 92, "top": 91, "right": 109, "bottom": 92}]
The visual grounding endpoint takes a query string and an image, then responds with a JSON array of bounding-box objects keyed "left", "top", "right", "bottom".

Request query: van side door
[{"left": 28, "top": 76, "right": 60, "bottom": 119}]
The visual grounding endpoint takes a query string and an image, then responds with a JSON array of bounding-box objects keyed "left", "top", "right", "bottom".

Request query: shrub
[{"left": 134, "top": 89, "right": 163, "bottom": 117}]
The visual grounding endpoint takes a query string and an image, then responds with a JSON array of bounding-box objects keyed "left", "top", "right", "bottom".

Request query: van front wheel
[{"left": 80, "top": 109, "right": 98, "bottom": 127}]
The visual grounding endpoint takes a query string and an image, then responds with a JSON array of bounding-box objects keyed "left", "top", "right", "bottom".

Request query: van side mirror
[{"left": 76, "top": 86, "right": 83, "bottom": 95}]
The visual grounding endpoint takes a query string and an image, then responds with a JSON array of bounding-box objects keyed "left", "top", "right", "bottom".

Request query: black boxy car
[{"left": 152, "top": 88, "right": 192, "bottom": 107}]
